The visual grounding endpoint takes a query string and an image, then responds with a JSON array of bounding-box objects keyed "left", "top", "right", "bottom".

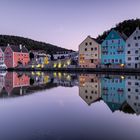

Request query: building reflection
[
  {"left": 125, "top": 76, "right": 140, "bottom": 115},
  {"left": 101, "top": 75, "right": 126, "bottom": 112},
  {"left": 0, "top": 71, "right": 140, "bottom": 116},
  {"left": 79, "top": 74, "right": 101, "bottom": 105}
]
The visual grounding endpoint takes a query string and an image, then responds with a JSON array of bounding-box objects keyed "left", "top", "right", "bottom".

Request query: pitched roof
[
  {"left": 88, "top": 36, "right": 100, "bottom": 44},
  {"left": 116, "top": 31, "right": 128, "bottom": 41},
  {"left": 9, "top": 45, "right": 28, "bottom": 53},
  {"left": 0, "top": 46, "right": 6, "bottom": 52}
]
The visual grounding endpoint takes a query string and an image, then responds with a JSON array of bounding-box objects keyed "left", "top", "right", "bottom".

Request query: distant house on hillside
[{"left": 4, "top": 45, "right": 30, "bottom": 68}]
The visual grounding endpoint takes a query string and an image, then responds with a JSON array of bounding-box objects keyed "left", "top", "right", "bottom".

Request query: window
[
  {"left": 85, "top": 90, "right": 88, "bottom": 93},
  {"left": 128, "top": 57, "right": 131, "bottom": 61},
  {"left": 95, "top": 47, "right": 97, "bottom": 51},
  {"left": 91, "top": 48, "right": 93, "bottom": 51},
  {"left": 89, "top": 42, "right": 92, "bottom": 45},
  {"left": 135, "top": 50, "right": 139, "bottom": 54},
  {"left": 85, "top": 48, "right": 87, "bottom": 51},
  {"left": 127, "top": 51, "right": 131, "bottom": 54},
  {"left": 135, "top": 82, "right": 139, "bottom": 86},
  {"left": 128, "top": 82, "right": 131, "bottom": 85},
  {"left": 135, "top": 43, "right": 139, "bottom": 47},
  {"left": 136, "top": 89, "right": 139, "bottom": 92},
  {"left": 128, "top": 44, "right": 131, "bottom": 47},
  {"left": 115, "top": 59, "right": 118, "bottom": 62},
  {"left": 135, "top": 57, "right": 139, "bottom": 60},
  {"left": 134, "top": 37, "right": 137, "bottom": 40},
  {"left": 138, "top": 36, "right": 140, "bottom": 39},
  {"left": 119, "top": 59, "right": 122, "bottom": 63},
  {"left": 85, "top": 42, "right": 88, "bottom": 46},
  {"left": 95, "top": 54, "right": 97, "bottom": 57},
  {"left": 128, "top": 88, "right": 131, "bottom": 92},
  {"left": 91, "top": 59, "right": 94, "bottom": 63}
]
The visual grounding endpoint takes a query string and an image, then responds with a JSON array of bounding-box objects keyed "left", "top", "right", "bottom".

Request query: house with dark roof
[
  {"left": 4, "top": 45, "right": 30, "bottom": 68},
  {"left": 101, "top": 29, "right": 127, "bottom": 68},
  {"left": 78, "top": 35, "right": 101, "bottom": 68}
]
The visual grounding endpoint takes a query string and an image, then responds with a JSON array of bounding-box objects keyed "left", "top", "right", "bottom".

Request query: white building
[{"left": 125, "top": 27, "right": 140, "bottom": 68}]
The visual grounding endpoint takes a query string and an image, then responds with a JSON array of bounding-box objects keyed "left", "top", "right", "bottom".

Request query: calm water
[{"left": 0, "top": 72, "right": 140, "bottom": 140}]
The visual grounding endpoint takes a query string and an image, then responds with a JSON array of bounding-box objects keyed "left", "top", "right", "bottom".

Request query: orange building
[{"left": 4, "top": 45, "right": 30, "bottom": 68}]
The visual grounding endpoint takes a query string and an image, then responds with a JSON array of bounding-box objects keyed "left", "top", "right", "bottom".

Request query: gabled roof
[
  {"left": 8, "top": 45, "right": 28, "bottom": 53},
  {"left": 116, "top": 31, "right": 128, "bottom": 41},
  {"left": 90, "top": 36, "right": 101, "bottom": 44},
  {"left": 0, "top": 46, "right": 6, "bottom": 52},
  {"left": 104, "top": 29, "right": 127, "bottom": 42}
]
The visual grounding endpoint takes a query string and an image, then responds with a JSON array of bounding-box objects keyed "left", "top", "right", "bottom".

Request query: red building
[{"left": 4, "top": 45, "right": 30, "bottom": 68}]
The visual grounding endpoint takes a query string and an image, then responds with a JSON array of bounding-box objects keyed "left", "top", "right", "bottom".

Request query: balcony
[
  {"left": 117, "top": 89, "right": 124, "bottom": 93},
  {"left": 102, "top": 87, "right": 108, "bottom": 91}
]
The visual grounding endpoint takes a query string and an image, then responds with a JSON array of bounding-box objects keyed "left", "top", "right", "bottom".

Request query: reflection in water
[{"left": 1, "top": 71, "right": 140, "bottom": 116}]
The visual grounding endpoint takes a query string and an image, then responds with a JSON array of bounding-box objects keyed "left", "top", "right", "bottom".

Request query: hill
[
  {"left": 97, "top": 18, "right": 140, "bottom": 43},
  {"left": 0, "top": 35, "right": 72, "bottom": 54}
]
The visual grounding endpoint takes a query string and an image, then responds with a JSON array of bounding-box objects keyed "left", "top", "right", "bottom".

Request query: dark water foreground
[{"left": 0, "top": 71, "right": 140, "bottom": 140}]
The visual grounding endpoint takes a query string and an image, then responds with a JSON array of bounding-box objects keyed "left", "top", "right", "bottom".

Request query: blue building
[{"left": 101, "top": 29, "right": 127, "bottom": 68}]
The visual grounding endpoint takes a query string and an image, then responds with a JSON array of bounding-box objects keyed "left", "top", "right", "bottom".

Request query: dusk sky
[{"left": 0, "top": 0, "right": 140, "bottom": 51}]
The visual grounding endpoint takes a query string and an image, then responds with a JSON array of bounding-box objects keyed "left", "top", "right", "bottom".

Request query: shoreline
[{"left": 3, "top": 67, "right": 140, "bottom": 75}]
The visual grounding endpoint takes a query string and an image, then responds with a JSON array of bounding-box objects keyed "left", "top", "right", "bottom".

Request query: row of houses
[
  {"left": 0, "top": 44, "right": 78, "bottom": 69},
  {"left": 79, "top": 27, "right": 140, "bottom": 68}
]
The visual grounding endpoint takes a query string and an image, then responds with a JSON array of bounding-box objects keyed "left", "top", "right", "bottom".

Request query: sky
[{"left": 0, "top": 0, "right": 140, "bottom": 51}]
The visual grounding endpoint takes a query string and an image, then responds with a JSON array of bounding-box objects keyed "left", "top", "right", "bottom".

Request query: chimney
[{"left": 19, "top": 44, "right": 22, "bottom": 51}]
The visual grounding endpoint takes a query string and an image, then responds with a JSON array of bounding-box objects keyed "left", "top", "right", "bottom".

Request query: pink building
[{"left": 4, "top": 45, "right": 30, "bottom": 68}]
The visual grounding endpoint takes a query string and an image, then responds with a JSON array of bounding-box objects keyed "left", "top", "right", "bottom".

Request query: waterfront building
[
  {"left": 101, "top": 75, "right": 126, "bottom": 112},
  {"left": 125, "top": 27, "right": 140, "bottom": 68},
  {"left": 101, "top": 29, "right": 127, "bottom": 68},
  {"left": 79, "top": 74, "right": 101, "bottom": 105},
  {"left": 78, "top": 36, "right": 100, "bottom": 68},
  {"left": 4, "top": 45, "right": 30, "bottom": 68}
]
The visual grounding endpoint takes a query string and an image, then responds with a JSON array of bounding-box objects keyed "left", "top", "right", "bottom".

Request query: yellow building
[{"left": 79, "top": 36, "right": 100, "bottom": 68}]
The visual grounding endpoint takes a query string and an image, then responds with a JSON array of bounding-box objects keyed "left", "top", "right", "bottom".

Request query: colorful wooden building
[
  {"left": 4, "top": 45, "right": 30, "bottom": 68},
  {"left": 79, "top": 36, "right": 100, "bottom": 68},
  {"left": 125, "top": 27, "right": 140, "bottom": 68},
  {"left": 101, "top": 29, "right": 127, "bottom": 68}
]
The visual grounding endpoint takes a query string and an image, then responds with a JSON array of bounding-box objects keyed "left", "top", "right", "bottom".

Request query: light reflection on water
[{"left": 0, "top": 71, "right": 140, "bottom": 140}]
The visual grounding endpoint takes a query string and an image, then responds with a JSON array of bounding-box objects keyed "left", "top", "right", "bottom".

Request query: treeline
[
  {"left": 97, "top": 18, "right": 140, "bottom": 43},
  {"left": 0, "top": 35, "right": 71, "bottom": 54}
]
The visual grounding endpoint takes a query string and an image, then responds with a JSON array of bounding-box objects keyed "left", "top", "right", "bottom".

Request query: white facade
[{"left": 125, "top": 27, "right": 140, "bottom": 68}]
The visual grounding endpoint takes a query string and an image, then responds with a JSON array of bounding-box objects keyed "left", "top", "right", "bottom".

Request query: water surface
[{"left": 0, "top": 72, "right": 140, "bottom": 140}]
